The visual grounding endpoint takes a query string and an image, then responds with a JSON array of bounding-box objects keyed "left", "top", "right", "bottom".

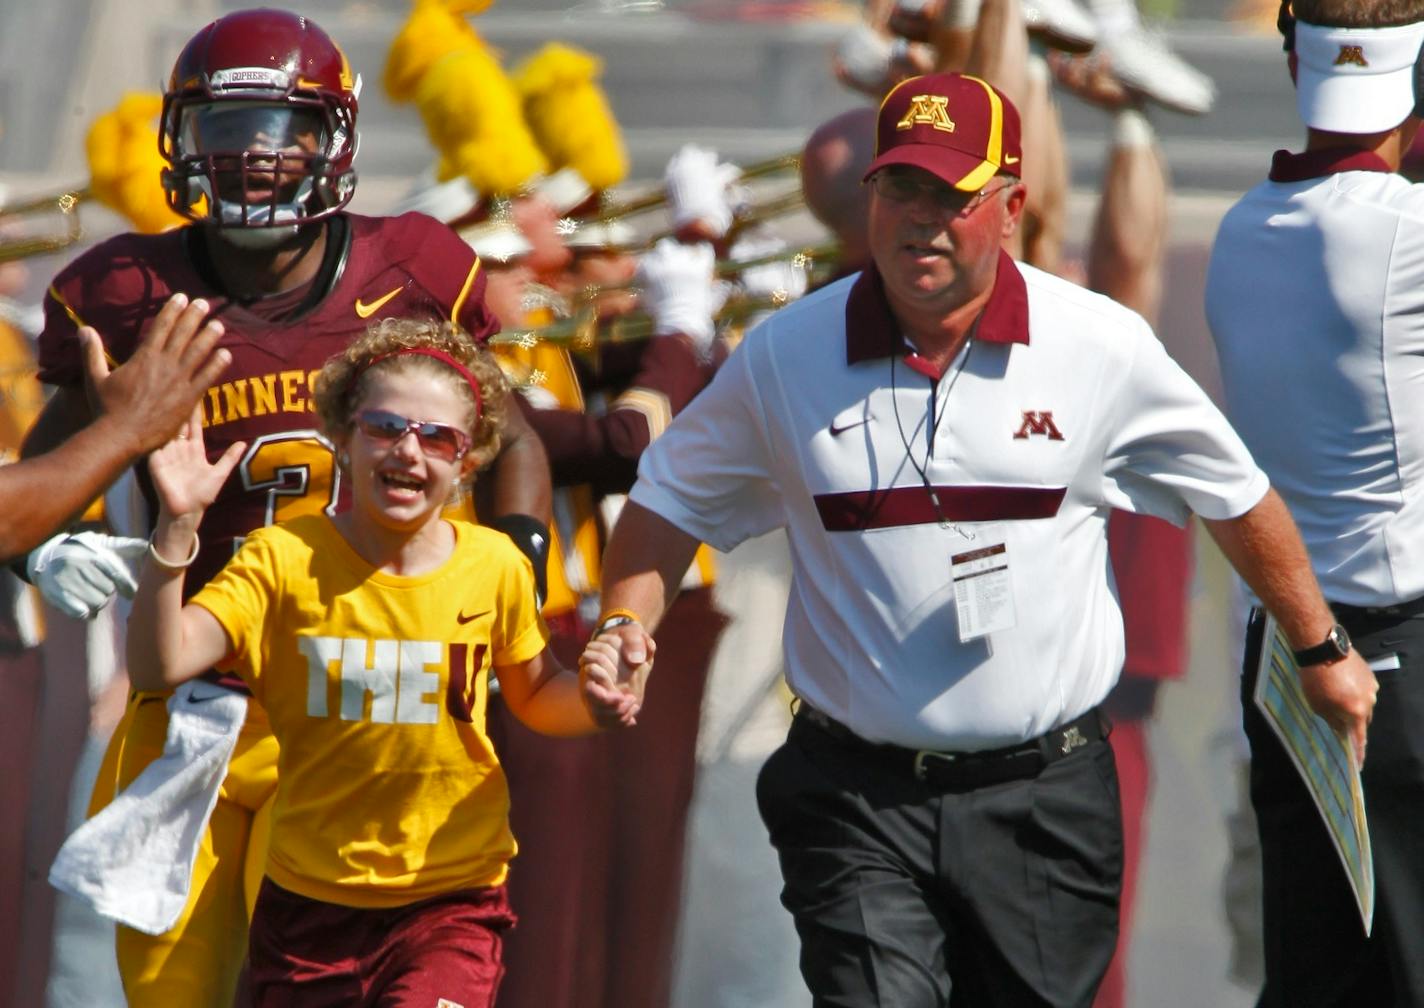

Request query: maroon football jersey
[{"left": 38, "top": 212, "right": 499, "bottom": 593}]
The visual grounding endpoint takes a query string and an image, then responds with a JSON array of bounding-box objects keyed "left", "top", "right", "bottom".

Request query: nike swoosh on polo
[
  {"left": 1004, "top": 155, "right": 1020, "bottom": 165},
  {"left": 829, "top": 418, "right": 870, "bottom": 436},
  {"left": 354, "top": 286, "right": 404, "bottom": 318},
  {"left": 457, "top": 608, "right": 492, "bottom": 625}
]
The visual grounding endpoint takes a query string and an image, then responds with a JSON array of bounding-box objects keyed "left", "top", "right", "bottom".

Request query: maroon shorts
[{"left": 247, "top": 878, "right": 515, "bottom": 1008}]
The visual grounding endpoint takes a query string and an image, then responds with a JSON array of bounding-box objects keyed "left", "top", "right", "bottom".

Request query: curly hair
[{"left": 313, "top": 318, "right": 509, "bottom": 470}]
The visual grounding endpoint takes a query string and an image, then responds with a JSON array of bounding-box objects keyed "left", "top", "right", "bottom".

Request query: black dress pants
[
  {"left": 756, "top": 716, "right": 1122, "bottom": 1008},
  {"left": 1242, "top": 607, "right": 1424, "bottom": 1008}
]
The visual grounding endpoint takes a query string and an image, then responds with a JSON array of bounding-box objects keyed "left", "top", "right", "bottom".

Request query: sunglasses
[
  {"left": 353, "top": 409, "right": 472, "bottom": 463},
  {"left": 870, "top": 170, "right": 1015, "bottom": 217}
]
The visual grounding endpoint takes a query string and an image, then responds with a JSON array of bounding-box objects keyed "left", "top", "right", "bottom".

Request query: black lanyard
[{"left": 889, "top": 338, "right": 973, "bottom": 529}]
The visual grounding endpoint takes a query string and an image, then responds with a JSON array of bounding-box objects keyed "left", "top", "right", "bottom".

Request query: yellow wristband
[{"left": 594, "top": 608, "right": 641, "bottom": 635}]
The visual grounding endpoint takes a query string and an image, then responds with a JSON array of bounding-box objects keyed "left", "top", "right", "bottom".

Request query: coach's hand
[
  {"left": 1299, "top": 649, "right": 1378, "bottom": 767},
  {"left": 581, "top": 619, "right": 656, "bottom": 724},
  {"left": 84, "top": 293, "right": 230, "bottom": 454},
  {"left": 27, "top": 530, "right": 148, "bottom": 619}
]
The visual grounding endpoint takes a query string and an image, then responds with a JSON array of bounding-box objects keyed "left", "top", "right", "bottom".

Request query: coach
[
  {"left": 588, "top": 71, "right": 1376, "bottom": 1007},
  {"left": 1205, "top": 3, "right": 1424, "bottom": 1004}
]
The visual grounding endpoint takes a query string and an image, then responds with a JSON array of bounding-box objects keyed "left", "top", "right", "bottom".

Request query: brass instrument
[
  {"left": 568, "top": 238, "right": 841, "bottom": 308},
  {"left": 0, "top": 188, "right": 89, "bottom": 263},
  {"left": 495, "top": 240, "right": 841, "bottom": 351},
  {"left": 492, "top": 295, "right": 782, "bottom": 351},
  {"left": 590, "top": 151, "right": 802, "bottom": 224}
]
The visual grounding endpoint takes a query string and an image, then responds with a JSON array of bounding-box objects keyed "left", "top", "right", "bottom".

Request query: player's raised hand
[{"left": 82, "top": 293, "right": 231, "bottom": 453}]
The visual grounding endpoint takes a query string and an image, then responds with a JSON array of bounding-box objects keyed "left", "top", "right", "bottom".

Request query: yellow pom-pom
[
  {"left": 113, "top": 92, "right": 164, "bottom": 125},
  {"left": 84, "top": 112, "right": 124, "bottom": 207},
  {"left": 84, "top": 91, "right": 183, "bottom": 232},
  {"left": 383, "top": 0, "right": 483, "bottom": 103},
  {"left": 416, "top": 49, "right": 548, "bottom": 196},
  {"left": 514, "top": 43, "right": 629, "bottom": 190}
]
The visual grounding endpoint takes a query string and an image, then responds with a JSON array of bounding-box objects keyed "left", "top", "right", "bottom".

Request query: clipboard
[{"left": 1252, "top": 614, "right": 1373, "bottom": 934}]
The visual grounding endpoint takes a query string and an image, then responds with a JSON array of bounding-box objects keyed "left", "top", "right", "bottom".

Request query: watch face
[{"left": 1330, "top": 624, "right": 1351, "bottom": 654}]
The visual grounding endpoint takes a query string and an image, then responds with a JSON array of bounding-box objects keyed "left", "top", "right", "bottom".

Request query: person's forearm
[
  {"left": 487, "top": 392, "right": 553, "bottom": 523},
  {"left": 599, "top": 500, "right": 702, "bottom": 632},
  {"left": 126, "top": 515, "right": 199, "bottom": 691},
  {"left": 0, "top": 413, "right": 142, "bottom": 563},
  {"left": 1201, "top": 489, "right": 1335, "bottom": 650},
  {"left": 508, "top": 668, "right": 601, "bottom": 737}
]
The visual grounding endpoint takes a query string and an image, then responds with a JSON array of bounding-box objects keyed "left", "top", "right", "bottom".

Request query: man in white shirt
[
  {"left": 589, "top": 71, "right": 1376, "bottom": 1007},
  {"left": 1205, "top": 2, "right": 1424, "bottom": 1002}
]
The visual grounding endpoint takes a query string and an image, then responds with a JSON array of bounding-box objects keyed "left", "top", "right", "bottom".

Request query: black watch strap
[{"left": 1292, "top": 622, "right": 1351, "bottom": 666}]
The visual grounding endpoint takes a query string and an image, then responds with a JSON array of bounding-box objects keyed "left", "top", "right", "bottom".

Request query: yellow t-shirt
[{"left": 191, "top": 514, "right": 549, "bottom": 908}]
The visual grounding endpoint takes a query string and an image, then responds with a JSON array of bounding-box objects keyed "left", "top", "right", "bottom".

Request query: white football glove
[
  {"left": 27, "top": 531, "right": 149, "bottom": 620},
  {"left": 664, "top": 144, "right": 742, "bottom": 239},
  {"left": 637, "top": 238, "right": 719, "bottom": 359}
]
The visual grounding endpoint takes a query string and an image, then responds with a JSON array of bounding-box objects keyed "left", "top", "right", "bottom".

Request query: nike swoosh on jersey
[
  {"left": 354, "top": 286, "right": 404, "bottom": 318},
  {"left": 1004, "top": 155, "right": 1020, "bottom": 165},
  {"left": 457, "top": 608, "right": 492, "bottom": 625}
]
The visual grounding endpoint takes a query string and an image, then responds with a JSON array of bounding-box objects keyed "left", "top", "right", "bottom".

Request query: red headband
[{"left": 353, "top": 347, "right": 483, "bottom": 419}]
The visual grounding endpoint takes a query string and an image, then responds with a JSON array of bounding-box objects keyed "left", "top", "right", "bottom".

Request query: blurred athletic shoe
[
  {"left": 1100, "top": 26, "right": 1216, "bottom": 114},
  {"left": 1021, "top": 0, "right": 1099, "bottom": 54}
]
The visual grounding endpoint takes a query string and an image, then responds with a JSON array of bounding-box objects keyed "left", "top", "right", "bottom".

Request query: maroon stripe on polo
[{"left": 814, "top": 484, "right": 1066, "bottom": 531}]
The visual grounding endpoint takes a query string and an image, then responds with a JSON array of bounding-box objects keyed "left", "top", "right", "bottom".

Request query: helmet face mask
[{"left": 160, "top": 9, "right": 360, "bottom": 231}]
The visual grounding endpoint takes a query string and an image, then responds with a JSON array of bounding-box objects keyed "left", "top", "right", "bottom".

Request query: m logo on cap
[
  {"left": 1334, "top": 44, "right": 1368, "bottom": 67},
  {"left": 896, "top": 94, "right": 956, "bottom": 134}
]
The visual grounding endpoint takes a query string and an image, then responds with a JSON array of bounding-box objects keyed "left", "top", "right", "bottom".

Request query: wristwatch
[{"left": 1292, "top": 623, "right": 1351, "bottom": 666}]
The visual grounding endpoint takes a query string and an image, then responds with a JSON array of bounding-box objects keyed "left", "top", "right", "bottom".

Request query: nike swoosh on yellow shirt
[{"left": 354, "top": 286, "right": 403, "bottom": 318}]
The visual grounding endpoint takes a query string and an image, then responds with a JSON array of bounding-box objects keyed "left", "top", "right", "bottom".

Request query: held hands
[
  {"left": 1298, "top": 650, "right": 1378, "bottom": 766},
  {"left": 578, "top": 622, "right": 657, "bottom": 729}
]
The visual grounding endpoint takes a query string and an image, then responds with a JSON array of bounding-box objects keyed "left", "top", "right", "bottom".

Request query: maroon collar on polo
[
  {"left": 1269, "top": 147, "right": 1393, "bottom": 182},
  {"left": 844, "top": 249, "right": 1029, "bottom": 380}
]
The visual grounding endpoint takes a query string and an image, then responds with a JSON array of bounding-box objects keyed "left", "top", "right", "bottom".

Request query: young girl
[{"left": 126, "top": 318, "right": 638, "bottom": 1007}]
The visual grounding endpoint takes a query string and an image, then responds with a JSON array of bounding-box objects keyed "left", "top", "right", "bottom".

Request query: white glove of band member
[
  {"left": 835, "top": 24, "right": 897, "bottom": 91},
  {"left": 664, "top": 144, "right": 742, "bottom": 239},
  {"left": 730, "top": 230, "right": 810, "bottom": 307},
  {"left": 27, "top": 531, "right": 148, "bottom": 619},
  {"left": 637, "top": 238, "right": 719, "bottom": 358}
]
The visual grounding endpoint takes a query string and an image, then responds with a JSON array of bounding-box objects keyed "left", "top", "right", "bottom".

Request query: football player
[{"left": 19, "top": 9, "right": 551, "bottom": 1005}]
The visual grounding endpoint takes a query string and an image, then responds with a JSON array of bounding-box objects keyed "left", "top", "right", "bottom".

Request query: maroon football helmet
[{"left": 160, "top": 8, "right": 360, "bottom": 229}]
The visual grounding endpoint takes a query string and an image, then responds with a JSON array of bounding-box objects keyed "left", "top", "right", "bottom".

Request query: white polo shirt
[
  {"left": 1207, "top": 149, "right": 1424, "bottom": 608},
  {"left": 632, "top": 253, "right": 1267, "bottom": 750}
]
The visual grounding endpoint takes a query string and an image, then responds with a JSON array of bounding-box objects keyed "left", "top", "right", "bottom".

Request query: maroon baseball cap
[{"left": 864, "top": 72, "right": 1023, "bottom": 192}]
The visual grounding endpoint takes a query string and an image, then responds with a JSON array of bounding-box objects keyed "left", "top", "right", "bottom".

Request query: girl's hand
[
  {"left": 147, "top": 406, "right": 246, "bottom": 522},
  {"left": 579, "top": 636, "right": 647, "bottom": 729}
]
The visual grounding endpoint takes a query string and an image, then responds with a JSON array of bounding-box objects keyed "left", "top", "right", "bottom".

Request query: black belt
[
  {"left": 1330, "top": 594, "right": 1424, "bottom": 622},
  {"left": 792, "top": 703, "right": 1107, "bottom": 792}
]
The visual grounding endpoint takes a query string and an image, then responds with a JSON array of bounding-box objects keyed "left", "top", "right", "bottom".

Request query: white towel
[{"left": 49, "top": 679, "right": 248, "bottom": 934}]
